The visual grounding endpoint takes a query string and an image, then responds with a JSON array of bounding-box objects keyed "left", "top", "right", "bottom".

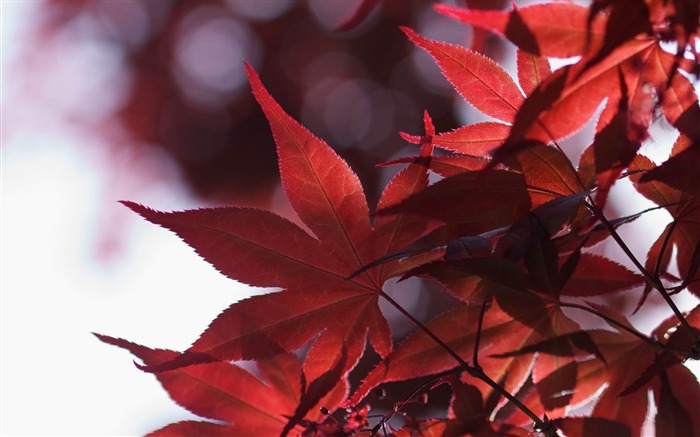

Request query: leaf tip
[
  {"left": 244, "top": 62, "right": 265, "bottom": 97},
  {"left": 242, "top": 61, "right": 255, "bottom": 77},
  {"left": 422, "top": 110, "right": 435, "bottom": 137},
  {"left": 399, "top": 131, "right": 422, "bottom": 144},
  {"left": 432, "top": 3, "right": 458, "bottom": 18},
  {"left": 399, "top": 26, "right": 419, "bottom": 41},
  {"left": 134, "top": 359, "right": 151, "bottom": 372},
  {"left": 92, "top": 332, "right": 109, "bottom": 343},
  {"left": 119, "top": 201, "right": 163, "bottom": 224},
  {"left": 119, "top": 200, "right": 148, "bottom": 215}
]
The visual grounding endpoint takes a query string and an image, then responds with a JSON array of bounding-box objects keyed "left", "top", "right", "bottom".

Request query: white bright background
[
  {"left": 1, "top": 1, "right": 699, "bottom": 436},
  {"left": 1, "top": 1, "right": 263, "bottom": 435}
]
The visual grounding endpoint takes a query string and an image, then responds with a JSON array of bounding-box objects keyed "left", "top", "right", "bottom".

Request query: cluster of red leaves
[{"left": 98, "top": 1, "right": 700, "bottom": 436}]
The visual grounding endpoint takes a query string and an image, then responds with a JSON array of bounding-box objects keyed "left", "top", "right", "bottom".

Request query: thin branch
[
  {"left": 653, "top": 220, "right": 676, "bottom": 281},
  {"left": 379, "top": 291, "right": 470, "bottom": 368},
  {"left": 584, "top": 200, "right": 699, "bottom": 341},
  {"left": 560, "top": 302, "right": 657, "bottom": 347},
  {"left": 378, "top": 291, "right": 557, "bottom": 436},
  {"left": 370, "top": 371, "right": 457, "bottom": 436},
  {"left": 557, "top": 302, "right": 688, "bottom": 356},
  {"left": 472, "top": 298, "right": 489, "bottom": 371}
]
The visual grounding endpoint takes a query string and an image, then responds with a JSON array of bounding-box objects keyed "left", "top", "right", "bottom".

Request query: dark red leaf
[
  {"left": 419, "top": 258, "right": 538, "bottom": 310},
  {"left": 494, "top": 192, "right": 590, "bottom": 269},
  {"left": 94, "top": 335, "right": 344, "bottom": 435},
  {"left": 445, "top": 236, "right": 492, "bottom": 261},
  {"left": 630, "top": 153, "right": 700, "bottom": 297},
  {"left": 377, "top": 170, "right": 531, "bottom": 230},
  {"left": 640, "top": 141, "right": 700, "bottom": 196},
  {"left": 580, "top": 0, "right": 652, "bottom": 78},
  {"left": 522, "top": 215, "right": 559, "bottom": 294},
  {"left": 622, "top": 307, "right": 700, "bottom": 398},
  {"left": 654, "top": 365, "right": 700, "bottom": 436},
  {"left": 619, "top": 350, "right": 681, "bottom": 397},
  {"left": 450, "top": 379, "right": 485, "bottom": 430},
  {"left": 535, "top": 359, "right": 577, "bottom": 410},
  {"left": 281, "top": 347, "right": 348, "bottom": 437},
  {"left": 436, "top": 375, "right": 534, "bottom": 436},
  {"left": 575, "top": 329, "right": 657, "bottom": 435},
  {"left": 560, "top": 253, "right": 644, "bottom": 297},
  {"left": 591, "top": 68, "right": 644, "bottom": 208},
  {"left": 491, "top": 330, "right": 606, "bottom": 365}
]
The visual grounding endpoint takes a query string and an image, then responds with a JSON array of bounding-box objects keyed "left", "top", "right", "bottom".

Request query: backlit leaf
[
  {"left": 402, "top": 27, "right": 524, "bottom": 123},
  {"left": 435, "top": 3, "right": 606, "bottom": 57}
]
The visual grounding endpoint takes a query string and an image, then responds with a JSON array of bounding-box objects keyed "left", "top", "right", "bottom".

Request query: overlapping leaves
[
  {"left": 98, "top": 1, "right": 700, "bottom": 436},
  {"left": 95, "top": 335, "right": 347, "bottom": 436},
  {"left": 119, "top": 67, "right": 452, "bottom": 387},
  {"left": 434, "top": 0, "right": 699, "bottom": 209}
]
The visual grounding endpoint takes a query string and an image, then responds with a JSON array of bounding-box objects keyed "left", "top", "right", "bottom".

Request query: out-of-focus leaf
[
  {"left": 334, "top": 0, "right": 382, "bottom": 32},
  {"left": 435, "top": 3, "right": 606, "bottom": 57}
]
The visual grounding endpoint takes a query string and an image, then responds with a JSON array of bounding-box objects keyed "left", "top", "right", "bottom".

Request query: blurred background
[{"left": 1, "top": 0, "right": 697, "bottom": 435}]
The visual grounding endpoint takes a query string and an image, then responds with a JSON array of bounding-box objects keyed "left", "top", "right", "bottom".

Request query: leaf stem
[
  {"left": 653, "top": 220, "right": 676, "bottom": 280},
  {"left": 559, "top": 303, "right": 655, "bottom": 348},
  {"left": 585, "top": 200, "right": 699, "bottom": 341},
  {"left": 561, "top": 302, "right": 693, "bottom": 357},
  {"left": 371, "top": 371, "right": 458, "bottom": 436},
  {"left": 472, "top": 299, "right": 489, "bottom": 371},
  {"left": 378, "top": 291, "right": 556, "bottom": 436}
]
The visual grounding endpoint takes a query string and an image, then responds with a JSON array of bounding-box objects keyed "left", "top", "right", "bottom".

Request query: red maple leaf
[
  {"left": 571, "top": 308, "right": 700, "bottom": 437},
  {"left": 94, "top": 2, "right": 700, "bottom": 434},
  {"left": 94, "top": 334, "right": 347, "bottom": 436},
  {"left": 434, "top": 0, "right": 699, "bottom": 210},
  {"left": 393, "top": 375, "right": 534, "bottom": 436},
  {"left": 435, "top": 2, "right": 607, "bottom": 58},
  {"left": 630, "top": 151, "right": 700, "bottom": 299},
  {"left": 118, "top": 66, "right": 442, "bottom": 389},
  {"left": 400, "top": 25, "right": 591, "bottom": 212}
]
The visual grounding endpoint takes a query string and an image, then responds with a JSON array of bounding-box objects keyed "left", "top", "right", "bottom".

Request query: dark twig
[
  {"left": 472, "top": 298, "right": 489, "bottom": 372},
  {"left": 653, "top": 220, "right": 677, "bottom": 281},
  {"left": 585, "top": 200, "right": 699, "bottom": 342},
  {"left": 369, "top": 372, "right": 455, "bottom": 436},
  {"left": 378, "top": 291, "right": 557, "bottom": 436},
  {"left": 559, "top": 302, "right": 691, "bottom": 357}
]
